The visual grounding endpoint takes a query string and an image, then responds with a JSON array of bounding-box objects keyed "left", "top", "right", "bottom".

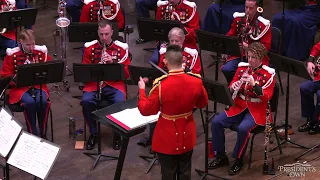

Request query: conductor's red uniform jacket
[
  {"left": 82, "top": 40, "right": 130, "bottom": 96},
  {"left": 156, "top": 0, "right": 200, "bottom": 49},
  {"left": 0, "top": 0, "right": 17, "bottom": 41},
  {"left": 158, "top": 47, "right": 201, "bottom": 74},
  {"left": 138, "top": 70, "right": 208, "bottom": 155},
  {"left": 80, "top": 0, "right": 125, "bottom": 30},
  {"left": 226, "top": 12, "right": 272, "bottom": 65},
  {"left": 227, "top": 62, "right": 275, "bottom": 125},
  {"left": 0, "top": 45, "right": 51, "bottom": 104}
]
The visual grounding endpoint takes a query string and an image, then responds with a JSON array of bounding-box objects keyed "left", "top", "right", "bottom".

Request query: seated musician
[
  {"left": 149, "top": 0, "right": 200, "bottom": 64},
  {"left": 202, "top": 0, "right": 245, "bottom": 34},
  {"left": 137, "top": 44, "right": 208, "bottom": 180},
  {"left": 82, "top": 19, "right": 130, "bottom": 150},
  {"left": 209, "top": 42, "right": 275, "bottom": 175},
  {"left": 0, "top": 0, "right": 18, "bottom": 58},
  {"left": 16, "top": 0, "right": 30, "bottom": 9},
  {"left": 299, "top": 41, "right": 320, "bottom": 134},
  {"left": 222, "top": 0, "right": 271, "bottom": 84},
  {"left": 0, "top": 29, "right": 51, "bottom": 139},
  {"left": 66, "top": 0, "right": 84, "bottom": 22},
  {"left": 80, "top": 0, "right": 125, "bottom": 30},
  {"left": 272, "top": 0, "right": 320, "bottom": 61}
]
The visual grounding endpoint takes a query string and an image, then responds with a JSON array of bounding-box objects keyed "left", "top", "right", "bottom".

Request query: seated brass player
[
  {"left": 209, "top": 42, "right": 275, "bottom": 175},
  {"left": 82, "top": 19, "right": 130, "bottom": 150},
  {"left": 0, "top": 29, "right": 51, "bottom": 138}
]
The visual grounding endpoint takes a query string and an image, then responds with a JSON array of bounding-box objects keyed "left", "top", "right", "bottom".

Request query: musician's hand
[
  {"left": 241, "top": 74, "right": 255, "bottom": 86},
  {"left": 307, "top": 62, "right": 315, "bottom": 76},
  {"left": 138, "top": 77, "right": 146, "bottom": 89},
  {"left": 242, "top": 42, "right": 248, "bottom": 49},
  {"left": 231, "top": 80, "right": 242, "bottom": 91}
]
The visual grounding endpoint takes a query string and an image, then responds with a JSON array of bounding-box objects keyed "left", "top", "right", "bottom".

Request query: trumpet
[
  {"left": 0, "top": 0, "right": 15, "bottom": 34},
  {"left": 231, "top": 67, "right": 250, "bottom": 100}
]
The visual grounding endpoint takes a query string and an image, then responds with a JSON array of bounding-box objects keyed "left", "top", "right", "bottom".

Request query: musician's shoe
[
  {"left": 208, "top": 154, "right": 229, "bottom": 169},
  {"left": 112, "top": 133, "right": 122, "bottom": 150},
  {"left": 309, "top": 122, "right": 320, "bottom": 135},
  {"left": 86, "top": 134, "right": 97, "bottom": 150},
  {"left": 228, "top": 159, "right": 244, "bottom": 176},
  {"left": 136, "top": 38, "right": 145, "bottom": 44},
  {"left": 298, "top": 119, "right": 311, "bottom": 132}
]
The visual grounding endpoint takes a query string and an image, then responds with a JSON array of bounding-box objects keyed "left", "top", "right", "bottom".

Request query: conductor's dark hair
[{"left": 165, "top": 44, "right": 183, "bottom": 67}]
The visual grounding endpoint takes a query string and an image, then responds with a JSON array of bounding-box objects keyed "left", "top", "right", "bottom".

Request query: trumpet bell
[{"left": 56, "top": 17, "right": 70, "bottom": 28}]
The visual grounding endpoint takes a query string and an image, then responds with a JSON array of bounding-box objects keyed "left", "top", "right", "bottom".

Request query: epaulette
[
  {"left": 34, "top": 45, "right": 48, "bottom": 54},
  {"left": 6, "top": 47, "right": 20, "bottom": 56},
  {"left": 114, "top": 40, "right": 129, "bottom": 50},
  {"left": 109, "top": 0, "right": 119, "bottom": 4},
  {"left": 83, "top": 0, "right": 95, "bottom": 5},
  {"left": 84, "top": 40, "right": 98, "bottom": 48},
  {"left": 238, "top": 62, "right": 250, "bottom": 67},
  {"left": 7, "top": 0, "right": 15, "bottom": 5},
  {"left": 233, "top": 12, "right": 245, "bottom": 18},
  {"left": 257, "top": 16, "right": 270, "bottom": 26},
  {"left": 157, "top": 0, "right": 168, "bottom": 7},
  {"left": 262, "top": 65, "right": 275, "bottom": 74},
  {"left": 153, "top": 75, "right": 168, "bottom": 86},
  {"left": 184, "top": 47, "right": 198, "bottom": 57},
  {"left": 183, "top": 0, "right": 196, "bottom": 8},
  {"left": 159, "top": 47, "right": 167, "bottom": 55},
  {"left": 187, "top": 72, "right": 201, "bottom": 78}
]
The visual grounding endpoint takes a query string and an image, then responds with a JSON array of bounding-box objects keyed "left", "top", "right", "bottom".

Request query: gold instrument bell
[{"left": 56, "top": 0, "right": 70, "bottom": 28}]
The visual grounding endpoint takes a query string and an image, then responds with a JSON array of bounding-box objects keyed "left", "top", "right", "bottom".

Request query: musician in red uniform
[
  {"left": 299, "top": 41, "right": 320, "bottom": 134},
  {"left": 209, "top": 42, "right": 275, "bottom": 175},
  {"left": 221, "top": 0, "right": 271, "bottom": 84},
  {"left": 82, "top": 19, "right": 130, "bottom": 150},
  {"left": 0, "top": 0, "right": 18, "bottom": 58},
  {"left": 80, "top": 0, "right": 125, "bottom": 30},
  {"left": 0, "top": 29, "right": 51, "bottom": 138},
  {"left": 138, "top": 44, "right": 208, "bottom": 179}
]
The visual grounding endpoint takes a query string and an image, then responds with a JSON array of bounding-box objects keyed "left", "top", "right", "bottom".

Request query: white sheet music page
[
  {"left": 7, "top": 132, "right": 60, "bottom": 179},
  {"left": 0, "top": 108, "right": 22, "bottom": 157},
  {"left": 109, "top": 107, "right": 159, "bottom": 129}
]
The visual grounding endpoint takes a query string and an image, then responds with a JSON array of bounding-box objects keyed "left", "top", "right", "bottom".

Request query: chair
[
  {"left": 270, "top": 27, "right": 284, "bottom": 95},
  {"left": 119, "top": 7, "right": 134, "bottom": 43}
]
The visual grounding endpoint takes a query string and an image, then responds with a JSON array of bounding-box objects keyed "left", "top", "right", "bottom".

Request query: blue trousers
[
  {"left": 202, "top": 2, "right": 245, "bottom": 34},
  {"left": 16, "top": 0, "right": 31, "bottom": 9},
  {"left": 66, "top": 0, "right": 84, "bottom": 22},
  {"left": 300, "top": 80, "right": 320, "bottom": 124},
  {"left": 221, "top": 58, "right": 241, "bottom": 84},
  {"left": 0, "top": 35, "right": 17, "bottom": 57},
  {"left": 20, "top": 89, "right": 49, "bottom": 137},
  {"left": 211, "top": 109, "right": 257, "bottom": 159},
  {"left": 136, "top": 0, "right": 159, "bottom": 17},
  {"left": 82, "top": 86, "right": 125, "bottom": 135}
]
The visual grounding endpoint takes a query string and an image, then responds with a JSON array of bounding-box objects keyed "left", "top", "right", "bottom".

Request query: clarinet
[
  {"left": 231, "top": 67, "right": 250, "bottom": 100},
  {"left": 263, "top": 101, "right": 275, "bottom": 175}
]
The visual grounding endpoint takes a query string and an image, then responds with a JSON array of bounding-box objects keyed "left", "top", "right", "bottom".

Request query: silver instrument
[
  {"left": 232, "top": 67, "right": 250, "bottom": 100},
  {"left": 0, "top": 0, "right": 15, "bottom": 34},
  {"left": 56, "top": 0, "right": 70, "bottom": 28}
]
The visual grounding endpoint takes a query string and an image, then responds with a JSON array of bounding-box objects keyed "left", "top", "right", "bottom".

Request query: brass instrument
[
  {"left": 263, "top": 101, "right": 275, "bottom": 175},
  {"left": 231, "top": 67, "right": 250, "bottom": 100},
  {"left": 56, "top": 0, "right": 70, "bottom": 28},
  {"left": 0, "top": 0, "right": 15, "bottom": 34}
]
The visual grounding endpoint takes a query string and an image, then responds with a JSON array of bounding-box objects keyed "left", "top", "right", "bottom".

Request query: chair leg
[
  {"left": 277, "top": 71, "right": 284, "bottom": 95},
  {"left": 50, "top": 108, "right": 54, "bottom": 142},
  {"left": 248, "top": 134, "right": 255, "bottom": 170},
  {"left": 84, "top": 117, "right": 87, "bottom": 142}
]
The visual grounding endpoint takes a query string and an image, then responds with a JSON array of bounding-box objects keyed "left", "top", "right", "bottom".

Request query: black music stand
[
  {"left": 268, "top": 52, "right": 311, "bottom": 152},
  {"left": 196, "top": 30, "right": 241, "bottom": 113},
  {"left": 194, "top": 79, "right": 234, "bottom": 180},
  {"left": 92, "top": 97, "right": 147, "bottom": 180},
  {"left": 273, "top": 0, "right": 287, "bottom": 54},
  {"left": 0, "top": 8, "right": 37, "bottom": 46},
  {"left": 73, "top": 63, "right": 126, "bottom": 171}
]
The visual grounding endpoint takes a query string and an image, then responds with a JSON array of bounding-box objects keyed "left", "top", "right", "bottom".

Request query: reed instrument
[
  {"left": 165, "top": 3, "right": 174, "bottom": 20},
  {"left": 240, "top": 7, "right": 263, "bottom": 43},
  {"left": 0, "top": 0, "right": 15, "bottom": 34},
  {"left": 231, "top": 67, "right": 250, "bottom": 100},
  {"left": 263, "top": 101, "right": 275, "bottom": 175},
  {"left": 313, "top": 56, "right": 320, "bottom": 81}
]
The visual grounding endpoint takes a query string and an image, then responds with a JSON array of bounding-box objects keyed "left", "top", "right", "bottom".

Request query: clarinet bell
[{"left": 225, "top": 105, "right": 230, "bottom": 111}]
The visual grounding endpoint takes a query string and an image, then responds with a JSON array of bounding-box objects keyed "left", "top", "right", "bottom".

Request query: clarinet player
[{"left": 208, "top": 42, "right": 275, "bottom": 175}]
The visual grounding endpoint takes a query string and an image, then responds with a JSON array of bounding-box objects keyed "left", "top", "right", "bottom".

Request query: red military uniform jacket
[
  {"left": 158, "top": 47, "right": 201, "bottom": 74},
  {"left": 0, "top": 0, "right": 16, "bottom": 40},
  {"left": 82, "top": 39, "right": 130, "bottom": 95},
  {"left": 226, "top": 12, "right": 272, "bottom": 65},
  {"left": 156, "top": 0, "right": 200, "bottom": 49},
  {"left": 309, "top": 42, "right": 320, "bottom": 81},
  {"left": 0, "top": 45, "right": 51, "bottom": 104},
  {"left": 138, "top": 70, "right": 208, "bottom": 155},
  {"left": 227, "top": 62, "right": 275, "bottom": 126},
  {"left": 80, "top": 0, "right": 125, "bottom": 30}
]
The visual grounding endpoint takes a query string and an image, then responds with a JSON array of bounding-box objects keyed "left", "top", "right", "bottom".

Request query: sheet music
[
  {"left": 108, "top": 107, "right": 159, "bottom": 129},
  {"left": 0, "top": 108, "right": 22, "bottom": 157},
  {"left": 7, "top": 132, "right": 60, "bottom": 179}
]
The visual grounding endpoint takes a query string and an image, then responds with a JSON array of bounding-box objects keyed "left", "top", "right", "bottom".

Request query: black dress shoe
[
  {"left": 228, "top": 159, "right": 244, "bottom": 176},
  {"left": 208, "top": 156, "right": 229, "bottom": 169},
  {"left": 309, "top": 122, "right": 320, "bottom": 135},
  {"left": 112, "top": 133, "right": 122, "bottom": 150},
  {"left": 86, "top": 134, "right": 97, "bottom": 150},
  {"left": 298, "top": 121, "right": 311, "bottom": 132},
  {"left": 136, "top": 38, "right": 145, "bottom": 44}
]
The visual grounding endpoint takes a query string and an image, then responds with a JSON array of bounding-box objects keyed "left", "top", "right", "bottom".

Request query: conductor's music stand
[
  {"left": 194, "top": 79, "right": 233, "bottom": 180},
  {"left": 0, "top": 8, "right": 38, "bottom": 46},
  {"left": 73, "top": 63, "right": 127, "bottom": 171},
  {"left": 268, "top": 52, "right": 311, "bottom": 152}
]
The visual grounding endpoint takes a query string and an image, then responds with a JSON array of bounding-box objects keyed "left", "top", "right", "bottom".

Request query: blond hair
[{"left": 19, "top": 29, "right": 35, "bottom": 41}]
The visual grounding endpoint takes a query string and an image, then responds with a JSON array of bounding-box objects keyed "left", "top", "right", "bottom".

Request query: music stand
[
  {"left": 194, "top": 79, "right": 234, "bottom": 180},
  {"left": 196, "top": 30, "right": 241, "bottom": 113},
  {"left": 0, "top": 8, "right": 38, "bottom": 46},
  {"left": 273, "top": 0, "right": 287, "bottom": 54},
  {"left": 268, "top": 52, "right": 311, "bottom": 152},
  {"left": 73, "top": 63, "right": 126, "bottom": 171}
]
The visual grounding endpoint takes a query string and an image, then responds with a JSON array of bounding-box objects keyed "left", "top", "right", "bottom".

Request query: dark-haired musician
[
  {"left": 0, "top": 29, "right": 51, "bottom": 138},
  {"left": 209, "top": 42, "right": 275, "bottom": 175},
  {"left": 82, "top": 19, "right": 130, "bottom": 150},
  {"left": 221, "top": 0, "right": 271, "bottom": 84},
  {"left": 80, "top": 0, "right": 125, "bottom": 30},
  {"left": 299, "top": 41, "right": 320, "bottom": 134},
  {"left": 138, "top": 44, "right": 208, "bottom": 180}
]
